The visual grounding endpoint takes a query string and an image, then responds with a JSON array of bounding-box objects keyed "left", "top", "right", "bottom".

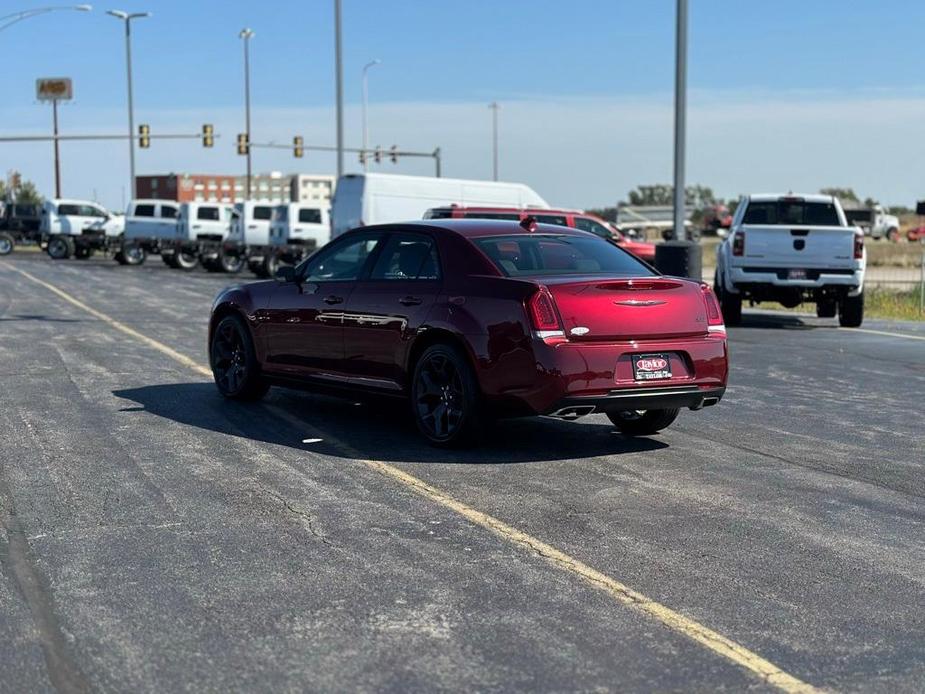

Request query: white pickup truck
[{"left": 715, "top": 194, "right": 866, "bottom": 327}]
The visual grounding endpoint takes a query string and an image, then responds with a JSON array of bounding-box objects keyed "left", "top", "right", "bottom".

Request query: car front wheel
[
  {"left": 607, "top": 408, "right": 679, "bottom": 436},
  {"left": 412, "top": 343, "right": 483, "bottom": 447},
  {"left": 210, "top": 315, "right": 269, "bottom": 400}
]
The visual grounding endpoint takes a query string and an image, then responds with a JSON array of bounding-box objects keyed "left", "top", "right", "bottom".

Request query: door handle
[
  {"left": 399, "top": 296, "right": 423, "bottom": 306},
  {"left": 192, "top": 224, "right": 202, "bottom": 229},
  {"left": 323, "top": 295, "right": 344, "bottom": 305}
]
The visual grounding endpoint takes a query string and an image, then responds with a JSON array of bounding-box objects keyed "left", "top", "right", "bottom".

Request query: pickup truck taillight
[
  {"left": 732, "top": 231, "right": 745, "bottom": 256},
  {"left": 853, "top": 232, "right": 864, "bottom": 259},
  {"left": 700, "top": 284, "right": 726, "bottom": 334}
]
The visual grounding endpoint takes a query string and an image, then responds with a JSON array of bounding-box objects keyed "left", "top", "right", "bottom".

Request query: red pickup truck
[{"left": 423, "top": 206, "right": 657, "bottom": 263}]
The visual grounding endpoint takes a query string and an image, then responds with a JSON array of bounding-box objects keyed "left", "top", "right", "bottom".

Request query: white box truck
[{"left": 330, "top": 173, "right": 549, "bottom": 238}]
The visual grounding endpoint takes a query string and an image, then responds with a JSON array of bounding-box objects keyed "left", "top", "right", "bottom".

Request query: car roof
[
  {"left": 429, "top": 204, "right": 587, "bottom": 215},
  {"left": 368, "top": 218, "right": 592, "bottom": 239},
  {"left": 747, "top": 193, "right": 836, "bottom": 204}
]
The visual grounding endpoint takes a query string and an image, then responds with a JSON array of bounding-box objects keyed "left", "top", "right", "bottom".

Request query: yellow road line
[
  {"left": 842, "top": 327, "right": 925, "bottom": 342},
  {"left": 4, "top": 260, "right": 821, "bottom": 694}
]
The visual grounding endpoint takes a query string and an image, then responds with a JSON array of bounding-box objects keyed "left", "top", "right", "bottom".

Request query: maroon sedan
[{"left": 209, "top": 219, "right": 728, "bottom": 446}]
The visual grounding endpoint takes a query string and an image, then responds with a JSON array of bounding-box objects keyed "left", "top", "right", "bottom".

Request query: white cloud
[{"left": 3, "top": 90, "right": 924, "bottom": 210}]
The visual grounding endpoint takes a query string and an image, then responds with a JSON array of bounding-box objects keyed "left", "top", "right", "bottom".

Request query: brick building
[{"left": 135, "top": 172, "right": 335, "bottom": 206}]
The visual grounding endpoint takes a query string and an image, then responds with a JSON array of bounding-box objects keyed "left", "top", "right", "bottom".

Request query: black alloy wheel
[
  {"left": 210, "top": 315, "right": 268, "bottom": 400},
  {"left": 412, "top": 344, "right": 482, "bottom": 446}
]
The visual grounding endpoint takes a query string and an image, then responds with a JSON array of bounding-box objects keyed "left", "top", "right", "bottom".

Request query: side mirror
[{"left": 275, "top": 265, "right": 297, "bottom": 283}]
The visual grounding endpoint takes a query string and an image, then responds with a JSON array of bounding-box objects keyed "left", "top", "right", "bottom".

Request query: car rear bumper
[{"left": 547, "top": 385, "right": 725, "bottom": 418}]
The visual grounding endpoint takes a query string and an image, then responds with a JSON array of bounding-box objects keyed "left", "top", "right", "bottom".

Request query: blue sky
[{"left": 2, "top": 0, "right": 925, "bottom": 209}]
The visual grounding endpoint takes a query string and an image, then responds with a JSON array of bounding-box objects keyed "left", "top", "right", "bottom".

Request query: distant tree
[
  {"left": 624, "top": 184, "right": 717, "bottom": 208},
  {"left": 819, "top": 187, "right": 860, "bottom": 206},
  {"left": 586, "top": 206, "right": 617, "bottom": 222},
  {"left": 887, "top": 205, "right": 912, "bottom": 216},
  {"left": 16, "top": 181, "right": 43, "bottom": 205},
  {"left": 0, "top": 180, "right": 6, "bottom": 201}
]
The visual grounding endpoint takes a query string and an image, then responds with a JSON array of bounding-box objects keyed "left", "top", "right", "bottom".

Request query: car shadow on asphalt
[
  {"left": 113, "top": 382, "right": 668, "bottom": 465},
  {"left": 736, "top": 312, "right": 818, "bottom": 330}
]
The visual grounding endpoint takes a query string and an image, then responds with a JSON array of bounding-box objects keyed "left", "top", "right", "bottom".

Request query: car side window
[
  {"left": 58, "top": 204, "right": 80, "bottom": 216},
  {"left": 303, "top": 234, "right": 382, "bottom": 282},
  {"left": 79, "top": 204, "right": 106, "bottom": 218},
  {"left": 197, "top": 206, "right": 220, "bottom": 221},
  {"left": 160, "top": 205, "right": 178, "bottom": 219},
  {"left": 573, "top": 217, "right": 613, "bottom": 239},
  {"left": 134, "top": 204, "right": 156, "bottom": 217},
  {"left": 369, "top": 233, "right": 441, "bottom": 281},
  {"left": 534, "top": 214, "right": 568, "bottom": 227},
  {"left": 298, "top": 208, "right": 322, "bottom": 224}
]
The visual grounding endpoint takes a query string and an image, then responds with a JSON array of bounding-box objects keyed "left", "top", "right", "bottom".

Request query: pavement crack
[{"left": 253, "top": 487, "right": 337, "bottom": 548}]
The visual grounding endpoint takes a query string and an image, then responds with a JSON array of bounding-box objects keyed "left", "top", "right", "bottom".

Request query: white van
[
  {"left": 117, "top": 199, "right": 180, "bottom": 266},
  {"left": 41, "top": 198, "right": 124, "bottom": 260},
  {"left": 162, "top": 202, "right": 237, "bottom": 271},
  {"left": 330, "top": 173, "right": 549, "bottom": 238}
]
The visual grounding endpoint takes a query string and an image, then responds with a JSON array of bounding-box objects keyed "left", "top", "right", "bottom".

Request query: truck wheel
[
  {"left": 162, "top": 253, "right": 178, "bottom": 268},
  {"left": 261, "top": 254, "right": 280, "bottom": 279},
  {"left": 120, "top": 244, "right": 146, "bottom": 266},
  {"left": 816, "top": 300, "right": 837, "bottom": 318},
  {"left": 219, "top": 252, "right": 245, "bottom": 274},
  {"left": 174, "top": 249, "right": 199, "bottom": 271},
  {"left": 47, "top": 236, "right": 74, "bottom": 260},
  {"left": 714, "top": 275, "right": 742, "bottom": 327},
  {"left": 249, "top": 260, "right": 267, "bottom": 278},
  {"left": 202, "top": 257, "right": 222, "bottom": 272},
  {"left": 0, "top": 232, "right": 13, "bottom": 256},
  {"left": 839, "top": 294, "right": 864, "bottom": 328},
  {"left": 887, "top": 228, "right": 899, "bottom": 242},
  {"left": 608, "top": 408, "right": 680, "bottom": 436}
]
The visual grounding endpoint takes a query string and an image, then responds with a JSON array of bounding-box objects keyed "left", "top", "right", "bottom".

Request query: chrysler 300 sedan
[{"left": 209, "top": 218, "right": 728, "bottom": 446}]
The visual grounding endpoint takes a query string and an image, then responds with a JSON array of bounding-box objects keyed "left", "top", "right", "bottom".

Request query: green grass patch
[{"left": 763, "top": 286, "right": 925, "bottom": 321}]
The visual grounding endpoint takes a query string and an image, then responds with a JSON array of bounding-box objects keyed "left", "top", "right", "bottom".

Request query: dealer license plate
[
  {"left": 787, "top": 268, "right": 807, "bottom": 280},
  {"left": 633, "top": 353, "right": 672, "bottom": 381}
]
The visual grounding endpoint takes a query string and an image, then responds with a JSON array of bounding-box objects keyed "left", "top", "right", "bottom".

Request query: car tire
[
  {"left": 174, "top": 249, "right": 199, "bottom": 271},
  {"left": 0, "top": 232, "right": 13, "bottom": 256},
  {"left": 607, "top": 408, "right": 680, "bottom": 436},
  {"left": 47, "top": 236, "right": 74, "bottom": 260},
  {"left": 210, "top": 314, "right": 270, "bottom": 401},
  {"left": 119, "top": 243, "right": 146, "bottom": 266},
  {"left": 261, "top": 254, "right": 280, "bottom": 279},
  {"left": 838, "top": 293, "right": 864, "bottom": 328},
  {"left": 411, "top": 343, "right": 484, "bottom": 447},
  {"left": 219, "top": 252, "right": 245, "bottom": 274},
  {"left": 715, "top": 274, "right": 742, "bottom": 326},
  {"left": 816, "top": 300, "right": 837, "bottom": 318},
  {"left": 887, "top": 228, "right": 899, "bottom": 242}
]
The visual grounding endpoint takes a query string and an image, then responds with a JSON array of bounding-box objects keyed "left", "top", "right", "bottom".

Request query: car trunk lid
[{"left": 543, "top": 277, "right": 708, "bottom": 341}]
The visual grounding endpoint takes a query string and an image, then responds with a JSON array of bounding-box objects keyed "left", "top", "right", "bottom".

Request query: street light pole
[
  {"left": 0, "top": 4, "right": 91, "bottom": 33},
  {"left": 672, "top": 0, "right": 688, "bottom": 241},
  {"left": 108, "top": 10, "right": 150, "bottom": 201},
  {"left": 239, "top": 28, "right": 254, "bottom": 200},
  {"left": 334, "top": 0, "right": 344, "bottom": 179},
  {"left": 361, "top": 59, "right": 381, "bottom": 172},
  {"left": 489, "top": 102, "right": 499, "bottom": 181}
]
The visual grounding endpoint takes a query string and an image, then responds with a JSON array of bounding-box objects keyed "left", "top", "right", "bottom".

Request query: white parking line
[{"left": 843, "top": 327, "right": 925, "bottom": 341}]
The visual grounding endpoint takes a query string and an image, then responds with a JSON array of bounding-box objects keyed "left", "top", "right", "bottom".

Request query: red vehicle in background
[
  {"left": 701, "top": 204, "right": 733, "bottom": 237},
  {"left": 424, "top": 205, "right": 657, "bottom": 263}
]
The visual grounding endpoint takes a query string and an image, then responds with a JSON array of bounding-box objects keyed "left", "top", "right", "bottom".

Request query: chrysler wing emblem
[{"left": 614, "top": 299, "right": 666, "bottom": 306}]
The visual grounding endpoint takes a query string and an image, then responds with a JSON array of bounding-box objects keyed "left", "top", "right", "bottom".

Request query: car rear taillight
[
  {"left": 853, "top": 232, "right": 864, "bottom": 259},
  {"left": 700, "top": 284, "right": 726, "bottom": 335},
  {"left": 528, "top": 287, "right": 566, "bottom": 344},
  {"left": 732, "top": 231, "right": 745, "bottom": 256}
]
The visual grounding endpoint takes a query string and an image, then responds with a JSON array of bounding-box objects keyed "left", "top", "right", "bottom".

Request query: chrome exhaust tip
[
  {"left": 549, "top": 405, "right": 596, "bottom": 419},
  {"left": 702, "top": 397, "right": 720, "bottom": 407}
]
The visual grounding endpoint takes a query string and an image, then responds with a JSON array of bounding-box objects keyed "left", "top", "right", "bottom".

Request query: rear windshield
[
  {"left": 743, "top": 200, "right": 841, "bottom": 226},
  {"left": 474, "top": 234, "right": 652, "bottom": 278}
]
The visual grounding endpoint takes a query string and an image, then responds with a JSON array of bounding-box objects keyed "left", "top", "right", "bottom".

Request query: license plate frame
[{"left": 632, "top": 353, "right": 672, "bottom": 381}]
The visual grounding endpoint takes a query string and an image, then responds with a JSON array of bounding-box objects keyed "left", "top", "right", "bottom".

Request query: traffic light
[
  {"left": 138, "top": 124, "right": 150, "bottom": 148},
  {"left": 293, "top": 135, "right": 304, "bottom": 158},
  {"left": 374, "top": 146, "right": 382, "bottom": 164},
  {"left": 390, "top": 145, "right": 398, "bottom": 164},
  {"left": 237, "top": 133, "right": 249, "bottom": 155},
  {"left": 202, "top": 124, "right": 214, "bottom": 148}
]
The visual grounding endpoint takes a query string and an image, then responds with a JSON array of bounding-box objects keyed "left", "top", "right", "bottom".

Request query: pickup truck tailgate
[{"left": 738, "top": 224, "right": 856, "bottom": 268}]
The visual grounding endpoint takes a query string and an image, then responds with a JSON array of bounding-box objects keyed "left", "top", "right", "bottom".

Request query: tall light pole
[
  {"left": 239, "top": 28, "right": 254, "bottom": 200},
  {"left": 0, "top": 5, "right": 91, "bottom": 33},
  {"left": 107, "top": 9, "right": 150, "bottom": 201},
  {"left": 672, "top": 0, "right": 688, "bottom": 241},
  {"left": 489, "top": 102, "right": 500, "bottom": 181},
  {"left": 361, "top": 59, "right": 381, "bottom": 172},
  {"left": 334, "top": 0, "right": 344, "bottom": 179}
]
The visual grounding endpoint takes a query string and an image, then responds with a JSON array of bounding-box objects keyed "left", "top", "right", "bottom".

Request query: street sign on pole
[{"left": 36, "top": 77, "right": 73, "bottom": 102}]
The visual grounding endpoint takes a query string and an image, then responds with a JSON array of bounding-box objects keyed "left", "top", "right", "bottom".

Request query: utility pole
[
  {"left": 239, "top": 28, "right": 255, "bottom": 200},
  {"left": 334, "top": 0, "right": 344, "bottom": 179},
  {"left": 107, "top": 10, "right": 151, "bottom": 200},
  {"left": 489, "top": 101, "right": 499, "bottom": 181},
  {"left": 672, "top": 0, "right": 688, "bottom": 241},
  {"left": 52, "top": 99, "right": 61, "bottom": 197}
]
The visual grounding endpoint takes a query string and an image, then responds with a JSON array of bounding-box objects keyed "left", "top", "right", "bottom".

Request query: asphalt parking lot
[{"left": 1, "top": 252, "right": 924, "bottom": 693}]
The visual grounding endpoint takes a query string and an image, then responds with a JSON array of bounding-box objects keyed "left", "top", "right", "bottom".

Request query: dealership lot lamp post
[
  {"left": 107, "top": 9, "right": 150, "bottom": 201},
  {"left": 489, "top": 102, "right": 499, "bottom": 181},
  {"left": 0, "top": 4, "right": 91, "bottom": 33},
  {"left": 239, "top": 28, "right": 254, "bottom": 199},
  {"left": 672, "top": 0, "right": 688, "bottom": 241},
  {"left": 361, "top": 59, "right": 381, "bottom": 172}
]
